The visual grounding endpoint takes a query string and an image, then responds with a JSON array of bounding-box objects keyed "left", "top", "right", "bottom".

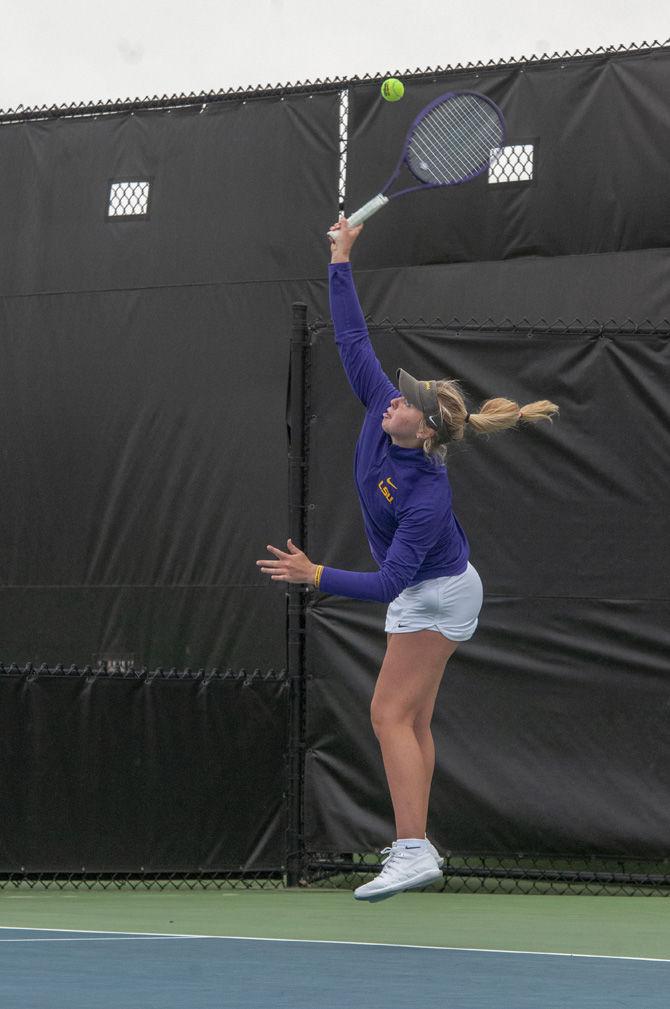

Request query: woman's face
[{"left": 381, "top": 395, "right": 428, "bottom": 445}]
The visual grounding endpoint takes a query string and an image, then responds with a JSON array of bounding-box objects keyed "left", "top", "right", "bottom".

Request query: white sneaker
[
  {"left": 426, "top": 837, "right": 444, "bottom": 868},
  {"left": 354, "top": 842, "right": 443, "bottom": 902}
]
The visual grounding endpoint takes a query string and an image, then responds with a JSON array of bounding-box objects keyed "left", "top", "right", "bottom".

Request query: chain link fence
[
  {"left": 0, "top": 872, "right": 284, "bottom": 892},
  {"left": 302, "top": 852, "right": 670, "bottom": 897},
  {"left": 2, "top": 40, "right": 669, "bottom": 122}
]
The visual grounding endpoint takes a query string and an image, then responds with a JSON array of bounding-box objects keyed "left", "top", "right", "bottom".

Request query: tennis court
[{"left": 1, "top": 890, "right": 668, "bottom": 1007}]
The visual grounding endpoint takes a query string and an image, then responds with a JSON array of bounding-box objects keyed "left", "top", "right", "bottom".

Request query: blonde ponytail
[
  {"left": 417, "top": 379, "right": 560, "bottom": 466},
  {"left": 467, "top": 397, "right": 560, "bottom": 435}
]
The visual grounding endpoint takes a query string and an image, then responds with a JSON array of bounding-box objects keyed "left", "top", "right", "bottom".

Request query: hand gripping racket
[{"left": 327, "top": 90, "right": 506, "bottom": 238}]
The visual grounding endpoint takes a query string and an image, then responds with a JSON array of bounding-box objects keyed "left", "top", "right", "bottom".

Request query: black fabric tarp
[
  {"left": 0, "top": 88, "right": 339, "bottom": 671},
  {"left": 305, "top": 599, "right": 670, "bottom": 856},
  {"left": 306, "top": 322, "right": 670, "bottom": 600},
  {"left": 329, "top": 248, "right": 670, "bottom": 330},
  {"left": 344, "top": 50, "right": 670, "bottom": 271},
  {"left": 304, "top": 319, "right": 670, "bottom": 857},
  {"left": 0, "top": 92, "right": 340, "bottom": 294},
  {"left": 0, "top": 673, "right": 286, "bottom": 872},
  {"left": 301, "top": 49, "right": 670, "bottom": 858},
  {"left": 0, "top": 90, "right": 338, "bottom": 871},
  {"left": 0, "top": 283, "right": 294, "bottom": 670},
  {"left": 2, "top": 48, "right": 670, "bottom": 871}
]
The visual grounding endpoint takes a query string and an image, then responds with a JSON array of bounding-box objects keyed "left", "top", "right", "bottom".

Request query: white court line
[
  {"left": 0, "top": 927, "right": 668, "bottom": 962},
  {"left": 0, "top": 937, "right": 158, "bottom": 943}
]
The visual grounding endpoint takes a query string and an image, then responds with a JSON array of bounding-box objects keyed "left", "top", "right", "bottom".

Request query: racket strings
[
  {"left": 408, "top": 95, "right": 504, "bottom": 185},
  {"left": 418, "top": 98, "right": 500, "bottom": 177},
  {"left": 411, "top": 124, "right": 473, "bottom": 184},
  {"left": 412, "top": 107, "right": 496, "bottom": 182},
  {"left": 434, "top": 101, "right": 497, "bottom": 168},
  {"left": 420, "top": 104, "right": 487, "bottom": 176},
  {"left": 446, "top": 95, "right": 500, "bottom": 149}
]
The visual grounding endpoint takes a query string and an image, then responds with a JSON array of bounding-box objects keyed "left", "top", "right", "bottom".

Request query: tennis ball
[{"left": 381, "top": 78, "right": 404, "bottom": 102}]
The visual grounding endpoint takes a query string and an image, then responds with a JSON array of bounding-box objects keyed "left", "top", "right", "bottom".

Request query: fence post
[{"left": 286, "top": 303, "right": 310, "bottom": 886}]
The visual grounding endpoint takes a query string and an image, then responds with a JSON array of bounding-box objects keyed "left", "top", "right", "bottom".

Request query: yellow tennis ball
[{"left": 381, "top": 78, "right": 404, "bottom": 102}]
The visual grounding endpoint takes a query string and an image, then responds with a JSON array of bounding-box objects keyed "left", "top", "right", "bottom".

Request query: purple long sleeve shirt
[{"left": 317, "top": 262, "right": 470, "bottom": 603}]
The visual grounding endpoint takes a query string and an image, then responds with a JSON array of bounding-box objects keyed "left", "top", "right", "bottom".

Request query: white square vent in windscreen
[
  {"left": 108, "top": 180, "right": 151, "bottom": 217},
  {"left": 488, "top": 145, "right": 534, "bottom": 183}
]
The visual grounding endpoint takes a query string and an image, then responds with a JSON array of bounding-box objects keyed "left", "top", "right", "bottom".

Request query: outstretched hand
[
  {"left": 256, "top": 538, "right": 317, "bottom": 584},
  {"left": 328, "top": 216, "right": 363, "bottom": 261}
]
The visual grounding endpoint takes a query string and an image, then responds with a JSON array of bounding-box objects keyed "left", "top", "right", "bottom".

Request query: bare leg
[
  {"left": 374, "top": 722, "right": 429, "bottom": 838},
  {"left": 373, "top": 631, "right": 459, "bottom": 839}
]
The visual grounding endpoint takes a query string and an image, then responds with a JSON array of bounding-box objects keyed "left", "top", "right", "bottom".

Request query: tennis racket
[{"left": 327, "top": 90, "right": 506, "bottom": 238}]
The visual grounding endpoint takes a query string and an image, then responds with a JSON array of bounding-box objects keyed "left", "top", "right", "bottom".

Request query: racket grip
[{"left": 327, "top": 194, "right": 389, "bottom": 238}]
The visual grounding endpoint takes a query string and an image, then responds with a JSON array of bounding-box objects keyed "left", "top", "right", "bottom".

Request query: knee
[
  {"left": 369, "top": 697, "right": 384, "bottom": 738},
  {"left": 370, "top": 697, "right": 407, "bottom": 739}
]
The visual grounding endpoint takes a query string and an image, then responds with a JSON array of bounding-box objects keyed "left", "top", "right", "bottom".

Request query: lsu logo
[{"left": 378, "top": 476, "right": 397, "bottom": 504}]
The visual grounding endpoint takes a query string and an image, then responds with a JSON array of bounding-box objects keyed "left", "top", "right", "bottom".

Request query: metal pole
[{"left": 286, "top": 303, "right": 310, "bottom": 886}]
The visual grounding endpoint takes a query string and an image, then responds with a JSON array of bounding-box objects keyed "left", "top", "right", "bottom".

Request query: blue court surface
[{"left": 0, "top": 927, "right": 668, "bottom": 1008}]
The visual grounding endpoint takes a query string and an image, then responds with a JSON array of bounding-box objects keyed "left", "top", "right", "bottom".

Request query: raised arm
[{"left": 328, "top": 219, "right": 398, "bottom": 413}]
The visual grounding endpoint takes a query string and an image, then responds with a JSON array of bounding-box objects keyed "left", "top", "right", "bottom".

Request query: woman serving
[{"left": 257, "top": 220, "right": 559, "bottom": 901}]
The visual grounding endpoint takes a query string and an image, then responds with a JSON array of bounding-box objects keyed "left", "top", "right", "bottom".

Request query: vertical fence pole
[{"left": 286, "top": 302, "right": 310, "bottom": 886}]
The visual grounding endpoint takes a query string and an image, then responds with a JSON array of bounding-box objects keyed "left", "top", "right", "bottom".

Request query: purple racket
[{"left": 327, "top": 90, "right": 506, "bottom": 238}]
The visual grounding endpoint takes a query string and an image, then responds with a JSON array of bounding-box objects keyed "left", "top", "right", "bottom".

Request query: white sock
[{"left": 395, "top": 837, "right": 427, "bottom": 849}]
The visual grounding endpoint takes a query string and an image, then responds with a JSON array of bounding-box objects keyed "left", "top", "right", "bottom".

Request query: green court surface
[{"left": 1, "top": 889, "right": 668, "bottom": 960}]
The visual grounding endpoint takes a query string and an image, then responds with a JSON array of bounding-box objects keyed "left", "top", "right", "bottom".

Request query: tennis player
[{"left": 257, "top": 219, "right": 559, "bottom": 901}]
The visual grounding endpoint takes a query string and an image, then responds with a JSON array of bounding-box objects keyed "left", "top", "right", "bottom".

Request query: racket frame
[
  {"left": 382, "top": 89, "right": 507, "bottom": 198},
  {"left": 328, "top": 90, "right": 506, "bottom": 237}
]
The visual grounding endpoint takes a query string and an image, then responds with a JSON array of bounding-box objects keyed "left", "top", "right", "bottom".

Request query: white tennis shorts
[{"left": 385, "top": 561, "right": 483, "bottom": 641}]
